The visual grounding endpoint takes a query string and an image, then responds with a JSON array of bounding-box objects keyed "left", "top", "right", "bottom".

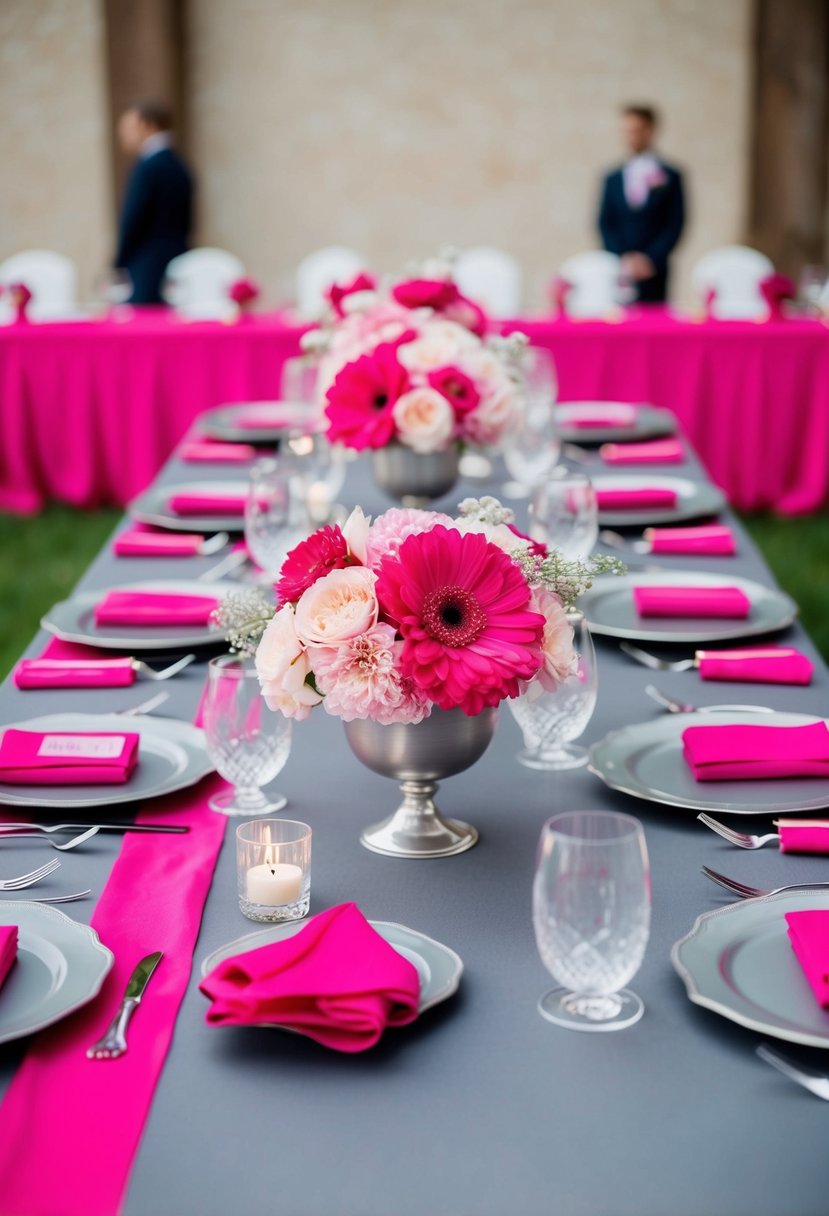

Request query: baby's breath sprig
[
  {"left": 513, "top": 550, "right": 627, "bottom": 610},
  {"left": 210, "top": 590, "right": 275, "bottom": 657}
]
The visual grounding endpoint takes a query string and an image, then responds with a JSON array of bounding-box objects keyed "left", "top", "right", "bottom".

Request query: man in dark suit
[
  {"left": 598, "top": 104, "right": 685, "bottom": 303},
  {"left": 114, "top": 101, "right": 194, "bottom": 305}
]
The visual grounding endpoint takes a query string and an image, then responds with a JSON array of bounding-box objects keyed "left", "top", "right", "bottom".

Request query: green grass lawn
[{"left": 0, "top": 506, "right": 827, "bottom": 681}]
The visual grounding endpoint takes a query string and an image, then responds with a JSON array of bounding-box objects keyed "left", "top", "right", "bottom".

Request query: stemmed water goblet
[
  {"left": 244, "top": 456, "right": 310, "bottom": 581},
  {"left": 529, "top": 471, "right": 598, "bottom": 560}
]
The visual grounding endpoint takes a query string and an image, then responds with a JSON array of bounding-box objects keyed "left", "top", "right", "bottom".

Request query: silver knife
[
  {"left": 86, "top": 951, "right": 164, "bottom": 1060},
  {"left": 0, "top": 823, "right": 189, "bottom": 835}
]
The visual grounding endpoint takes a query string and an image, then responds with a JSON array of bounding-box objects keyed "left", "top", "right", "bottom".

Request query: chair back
[
  {"left": 455, "top": 246, "right": 523, "bottom": 317},
  {"left": 692, "top": 245, "right": 775, "bottom": 320},
  {"left": 557, "top": 251, "right": 622, "bottom": 318},
  {"left": 0, "top": 250, "right": 78, "bottom": 321},
  {"left": 164, "top": 247, "right": 246, "bottom": 319},
  {"left": 295, "top": 246, "right": 365, "bottom": 317}
]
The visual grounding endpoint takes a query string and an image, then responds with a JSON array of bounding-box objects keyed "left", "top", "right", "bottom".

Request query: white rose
[
  {"left": 392, "top": 387, "right": 455, "bottom": 454},
  {"left": 255, "top": 604, "right": 322, "bottom": 720},
  {"left": 294, "top": 566, "right": 379, "bottom": 648}
]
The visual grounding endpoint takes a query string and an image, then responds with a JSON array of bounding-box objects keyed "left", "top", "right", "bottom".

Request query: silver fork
[
  {"left": 132, "top": 654, "right": 196, "bottom": 681},
  {"left": 645, "top": 684, "right": 773, "bottom": 715},
  {"left": 620, "top": 641, "right": 695, "bottom": 671},
  {"left": 0, "top": 826, "right": 100, "bottom": 851},
  {"left": 198, "top": 549, "right": 248, "bottom": 582},
  {"left": 199, "top": 532, "right": 230, "bottom": 556},
  {"left": 117, "top": 690, "right": 170, "bottom": 716},
  {"left": 697, "top": 813, "right": 782, "bottom": 850},
  {"left": 701, "top": 865, "right": 829, "bottom": 899},
  {"left": 756, "top": 1045, "right": 829, "bottom": 1100},
  {"left": 8, "top": 889, "right": 92, "bottom": 904},
  {"left": 0, "top": 859, "right": 60, "bottom": 890},
  {"left": 600, "top": 529, "right": 650, "bottom": 554}
]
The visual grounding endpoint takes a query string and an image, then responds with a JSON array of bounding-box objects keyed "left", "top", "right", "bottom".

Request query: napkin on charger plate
[
  {"left": 113, "top": 528, "right": 206, "bottom": 557},
  {"left": 199, "top": 902, "right": 420, "bottom": 1052},
  {"left": 168, "top": 492, "right": 247, "bottom": 517},
  {"left": 0, "top": 729, "right": 140, "bottom": 785},
  {"left": 600, "top": 438, "right": 685, "bottom": 465},
  {"left": 562, "top": 405, "right": 637, "bottom": 429},
  {"left": 633, "top": 586, "right": 750, "bottom": 618},
  {"left": 178, "top": 441, "right": 258, "bottom": 463},
  {"left": 0, "top": 926, "right": 17, "bottom": 990},
  {"left": 682, "top": 721, "right": 829, "bottom": 782},
  {"left": 696, "top": 646, "right": 813, "bottom": 685},
  {"left": 595, "top": 487, "right": 678, "bottom": 510},
  {"left": 14, "top": 656, "right": 137, "bottom": 690},
  {"left": 644, "top": 525, "right": 736, "bottom": 556},
  {"left": 94, "top": 591, "right": 219, "bottom": 627},
  {"left": 785, "top": 911, "right": 829, "bottom": 1009}
]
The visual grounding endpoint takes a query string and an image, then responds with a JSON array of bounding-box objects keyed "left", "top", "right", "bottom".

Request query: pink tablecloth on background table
[
  {"left": 0, "top": 309, "right": 304, "bottom": 513},
  {"left": 504, "top": 309, "right": 829, "bottom": 515}
]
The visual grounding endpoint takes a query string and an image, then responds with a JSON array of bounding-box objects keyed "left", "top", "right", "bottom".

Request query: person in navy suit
[
  {"left": 114, "top": 101, "right": 194, "bottom": 305},
  {"left": 598, "top": 104, "right": 685, "bottom": 303}
]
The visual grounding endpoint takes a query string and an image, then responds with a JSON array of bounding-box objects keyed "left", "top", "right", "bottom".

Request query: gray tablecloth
[{"left": 1, "top": 444, "right": 827, "bottom": 1216}]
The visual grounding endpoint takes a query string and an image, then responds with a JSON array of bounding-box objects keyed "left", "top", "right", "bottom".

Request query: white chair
[
  {"left": 0, "top": 250, "right": 78, "bottom": 322},
  {"left": 557, "top": 251, "right": 622, "bottom": 318},
  {"left": 454, "top": 246, "right": 523, "bottom": 317},
  {"left": 692, "top": 245, "right": 774, "bottom": 320},
  {"left": 163, "top": 247, "right": 245, "bottom": 320},
  {"left": 295, "top": 246, "right": 365, "bottom": 317}
]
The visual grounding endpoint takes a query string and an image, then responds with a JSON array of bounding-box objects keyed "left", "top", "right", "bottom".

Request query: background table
[
  {"left": 0, "top": 441, "right": 827, "bottom": 1215},
  {"left": 509, "top": 310, "right": 829, "bottom": 515}
]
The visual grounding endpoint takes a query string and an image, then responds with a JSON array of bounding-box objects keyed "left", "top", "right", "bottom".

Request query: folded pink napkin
[
  {"left": 235, "top": 406, "right": 300, "bottom": 430},
  {"left": 179, "top": 441, "right": 257, "bottom": 463},
  {"left": 94, "top": 591, "right": 219, "bottom": 627},
  {"left": 785, "top": 911, "right": 829, "bottom": 1008},
  {"left": 596, "top": 487, "right": 678, "bottom": 510},
  {"left": 561, "top": 405, "right": 637, "bottom": 429},
  {"left": 0, "top": 926, "right": 17, "bottom": 991},
  {"left": 634, "top": 585, "right": 750, "bottom": 618},
  {"left": 646, "top": 525, "right": 736, "bottom": 556},
  {"left": 601, "top": 439, "right": 685, "bottom": 465},
  {"left": 14, "top": 656, "right": 136, "bottom": 690},
  {"left": 778, "top": 821, "right": 829, "bottom": 855},
  {"left": 200, "top": 902, "right": 421, "bottom": 1053},
  {"left": 168, "top": 492, "right": 246, "bottom": 517},
  {"left": 682, "top": 721, "right": 829, "bottom": 782},
  {"left": 697, "top": 646, "right": 813, "bottom": 685},
  {"left": 0, "top": 729, "right": 140, "bottom": 785},
  {"left": 114, "top": 529, "right": 205, "bottom": 557}
]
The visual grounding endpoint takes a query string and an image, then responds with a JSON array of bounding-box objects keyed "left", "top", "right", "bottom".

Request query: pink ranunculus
[
  {"left": 255, "top": 604, "right": 323, "bottom": 720},
  {"left": 228, "top": 277, "right": 260, "bottom": 307},
  {"left": 364, "top": 507, "right": 453, "bottom": 569},
  {"left": 427, "top": 365, "right": 481, "bottom": 417},
  {"left": 327, "top": 272, "right": 378, "bottom": 318},
  {"left": 294, "top": 566, "right": 379, "bottom": 648},
  {"left": 392, "top": 278, "right": 460, "bottom": 312},
  {"left": 531, "top": 587, "right": 578, "bottom": 691},
  {"left": 311, "top": 622, "right": 431, "bottom": 725},
  {"left": 392, "top": 387, "right": 455, "bottom": 454},
  {"left": 324, "top": 341, "right": 410, "bottom": 451}
]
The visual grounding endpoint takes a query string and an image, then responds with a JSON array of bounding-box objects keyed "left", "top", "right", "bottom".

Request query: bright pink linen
[
  {"left": 778, "top": 822, "right": 829, "bottom": 855},
  {"left": 784, "top": 911, "right": 829, "bottom": 1008},
  {"left": 0, "top": 774, "right": 228, "bottom": 1216},
  {"left": 596, "top": 487, "right": 678, "bottom": 510},
  {"left": 234, "top": 405, "right": 306, "bottom": 429},
  {"left": 200, "top": 902, "right": 421, "bottom": 1053},
  {"left": 682, "top": 721, "right": 829, "bottom": 782},
  {"left": 558, "top": 404, "right": 637, "bottom": 429},
  {"left": 601, "top": 438, "right": 685, "bottom": 464},
  {"left": 697, "top": 646, "right": 813, "bottom": 684},
  {"left": 0, "top": 926, "right": 17, "bottom": 990},
  {"left": 634, "top": 586, "right": 750, "bottom": 618},
  {"left": 178, "top": 440, "right": 257, "bottom": 463},
  {"left": 0, "top": 729, "right": 139, "bottom": 785},
  {"left": 168, "top": 491, "right": 246, "bottom": 517},
  {"left": 646, "top": 524, "right": 736, "bottom": 555},
  {"left": 14, "top": 656, "right": 136, "bottom": 690},
  {"left": 113, "top": 528, "right": 205, "bottom": 557},
  {"left": 94, "top": 590, "right": 218, "bottom": 626}
]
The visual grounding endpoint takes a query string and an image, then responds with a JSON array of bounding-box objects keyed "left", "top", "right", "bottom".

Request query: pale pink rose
[
  {"left": 255, "top": 604, "right": 322, "bottom": 720},
  {"left": 392, "top": 386, "right": 455, "bottom": 453},
  {"left": 364, "top": 507, "right": 453, "bottom": 569},
  {"left": 461, "top": 383, "right": 522, "bottom": 447},
  {"left": 294, "top": 566, "right": 379, "bottom": 648},
  {"left": 312, "top": 622, "right": 431, "bottom": 724},
  {"left": 342, "top": 505, "right": 370, "bottom": 563},
  {"left": 396, "top": 318, "right": 477, "bottom": 376},
  {"left": 530, "top": 588, "right": 578, "bottom": 691}
]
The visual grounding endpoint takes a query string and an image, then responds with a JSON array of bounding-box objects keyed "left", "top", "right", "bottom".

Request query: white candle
[{"left": 246, "top": 862, "right": 303, "bottom": 906}]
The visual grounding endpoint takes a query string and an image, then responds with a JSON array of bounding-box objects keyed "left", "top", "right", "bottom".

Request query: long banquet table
[{"left": 0, "top": 439, "right": 827, "bottom": 1215}]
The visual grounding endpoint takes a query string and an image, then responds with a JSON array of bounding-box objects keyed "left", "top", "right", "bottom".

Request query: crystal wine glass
[
  {"left": 529, "top": 471, "right": 598, "bottom": 560},
  {"left": 244, "top": 457, "right": 309, "bottom": 580},
  {"left": 204, "top": 655, "right": 292, "bottom": 816},
  {"left": 533, "top": 811, "right": 651, "bottom": 1031},
  {"left": 508, "top": 612, "right": 597, "bottom": 769},
  {"left": 502, "top": 398, "right": 561, "bottom": 498}
]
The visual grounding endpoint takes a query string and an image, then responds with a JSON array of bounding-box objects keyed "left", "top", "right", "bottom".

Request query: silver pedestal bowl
[
  {"left": 371, "top": 442, "right": 460, "bottom": 507},
  {"left": 343, "top": 706, "right": 498, "bottom": 858}
]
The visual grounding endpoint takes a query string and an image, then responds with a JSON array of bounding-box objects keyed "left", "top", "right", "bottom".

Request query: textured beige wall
[
  {"left": 0, "top": 0, "right": 112, "bottom": 299},
  {"left": 187, "top": 0, "right": 753, "bottom": 309}
]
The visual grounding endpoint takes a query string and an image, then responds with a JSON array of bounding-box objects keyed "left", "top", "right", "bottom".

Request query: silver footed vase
[
  {"left": 371, "top": 441, "right": 460, "bottom": 507},
  {"left": 343, "top": 706, "right": 499, "bottom": 858}
]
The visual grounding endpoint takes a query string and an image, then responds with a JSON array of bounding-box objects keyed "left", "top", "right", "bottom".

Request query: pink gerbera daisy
[
  {"left": 276, "top": 525, "right": 352, "bottom": 604},
  {"left": 324, "top": 341, "right": 410, "bottom": 450},
  {"left": 376, "top": 525, "right": 545, "bottom": 715}
]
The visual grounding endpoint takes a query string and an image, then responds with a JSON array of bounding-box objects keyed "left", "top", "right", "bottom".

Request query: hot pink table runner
[{"left": 0, "top": 774, "right": 227, "bottom": 1216}]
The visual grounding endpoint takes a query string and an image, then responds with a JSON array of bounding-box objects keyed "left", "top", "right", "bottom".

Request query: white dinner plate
[
  {"left": 673, "top": 890, "right": 829, "bottom": 1049},
  {"left": 129, "top": 481, "right": 251, "bottom": 533},
  {"left": 591, "top": 473, "right": 726, "bottom": 526},
  {"left": 589, "top": 710, "right": 829, "bottom": 816},
  {"left": 199, "top": 401, "right": 323, "bottom": 444},
  {"left": 201, "top": 920, "right": 463, "bottom": 1020},
  {"left": 556, "top": 403, "right": 676, "bottom": 445},
  {"left": 579, "top": 570, "right": 797, "bottom": 644},
  {"left": 0, "top": 902, "right": 113, "bottom": 1044},
  {"left": 0, "top": 711, "right": 212, "bottom": 809}
]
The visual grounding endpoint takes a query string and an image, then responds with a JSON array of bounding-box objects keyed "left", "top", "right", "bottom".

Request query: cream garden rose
[
  {"left": 255, "top": 604, "right": 322, "bottom": 720},
  {"left": 294, "top": 566, "right": 379, "bottom": 648},
  {"left": 392, "top": 387, "right": 455, "bottom": 453},
  {"left": 530, "top": 587, "right": 578, "bottom": 691}
]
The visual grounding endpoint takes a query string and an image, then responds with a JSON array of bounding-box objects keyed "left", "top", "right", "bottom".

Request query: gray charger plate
[
  {"left": 199, "top": 401, "right": 321, "bottom": 444},
  {"left": 592, "top": 473, "right": 726, "bottom": 527},
  {"left": 589, "top": 710, "right": 829, "bottom": 815},
  {"left": 556, "top": 402, "right": 676, "bottom": 445},
  {"left": 202, "top": 920, "right": 463, "bottom": 1020},
  {"left": 0, "top": 902, "right": 113, "bottom": 1044},
  {"left": 129, "top": 480, "right": 251, "bottom": 533},
  {"left": 0, "top": 711, "right": 211, "bottom": 809},
  {"left": 579, "top": 570, "right": 797, "bottom": 644},
  {"left": 41, "top": 578, "right": 239, "bottom": 651},
  {"left": 673, "top": 890, "right": 829, "bottom": 1048}
]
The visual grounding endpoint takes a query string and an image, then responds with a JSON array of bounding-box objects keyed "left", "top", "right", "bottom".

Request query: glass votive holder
[{"left": 236, "top": 819, "right": 311, "bottom": 923}]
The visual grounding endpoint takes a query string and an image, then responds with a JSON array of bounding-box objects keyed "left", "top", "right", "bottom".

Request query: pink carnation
[
  {"left": 311, "top": 623, "right": 431, "bottom": 725},
  {"left": 276, "top": 525, "right": 353, "bottom": 605},
  {"left": 364, "top": 507, "right": 453, "bottom": 570}
]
